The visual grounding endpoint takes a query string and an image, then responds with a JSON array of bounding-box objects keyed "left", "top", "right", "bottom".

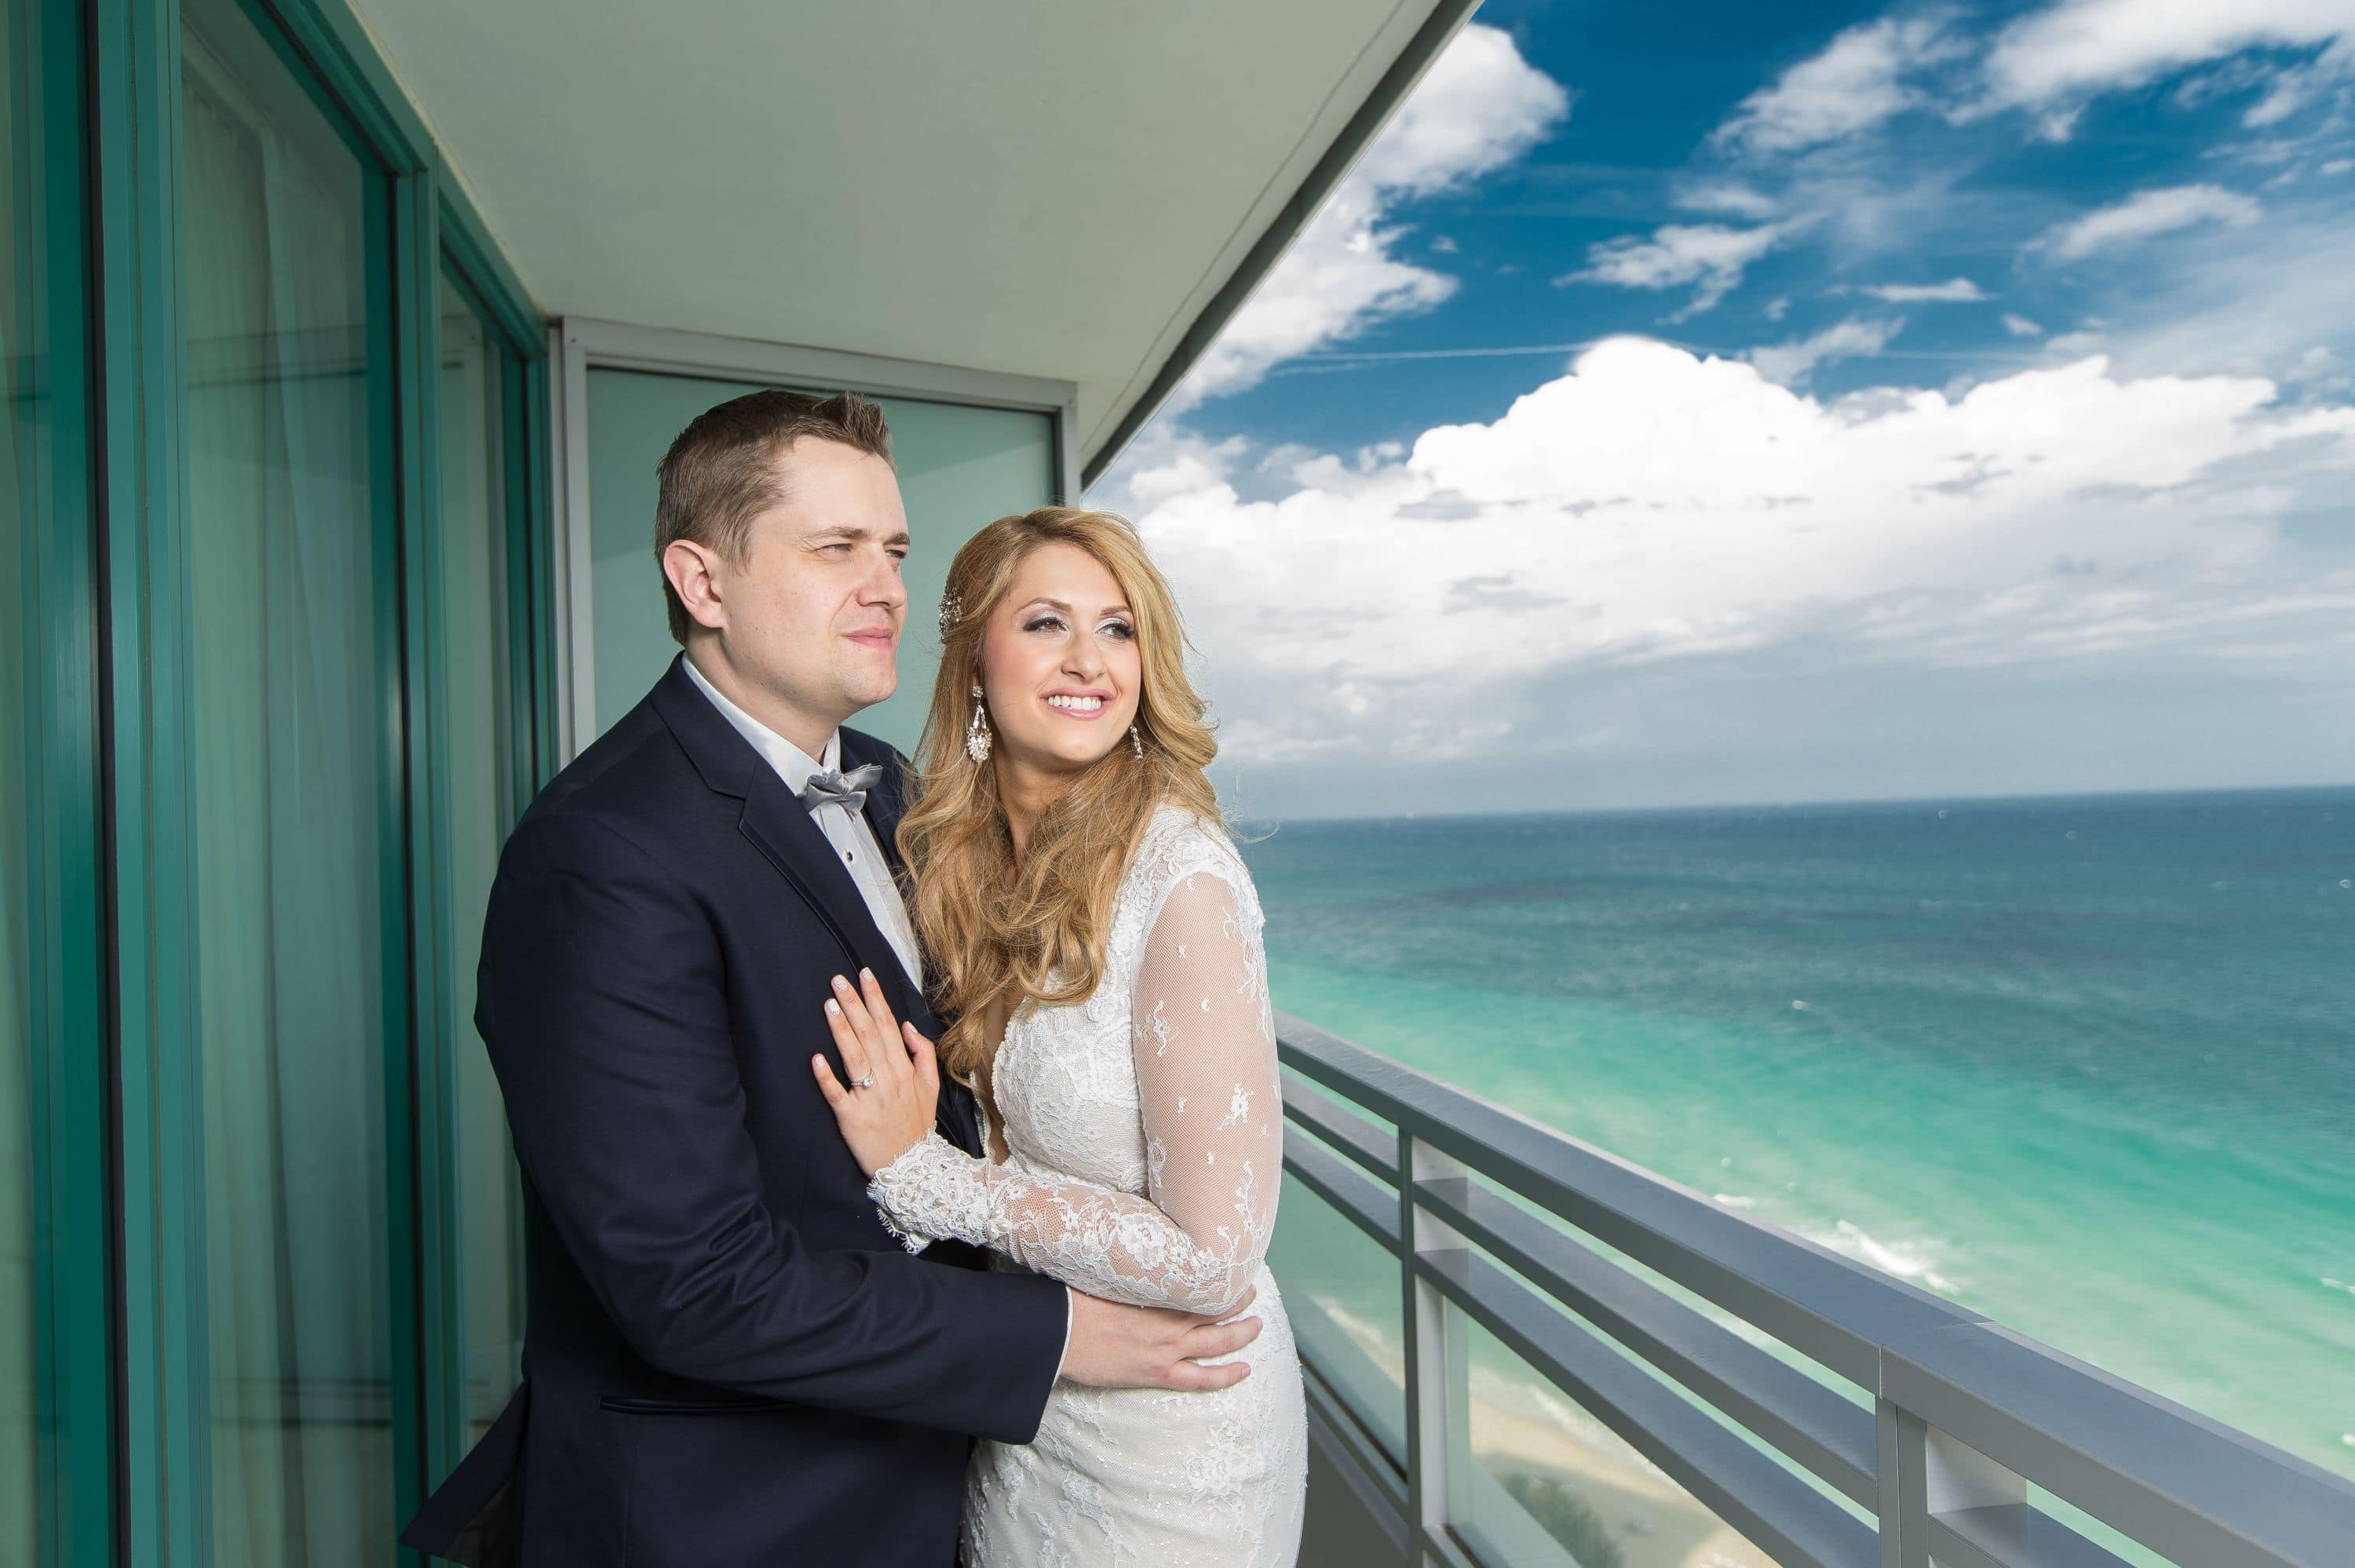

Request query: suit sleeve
[{"left": 476, "top": 811, "right": 1068, "bottom": 1442}]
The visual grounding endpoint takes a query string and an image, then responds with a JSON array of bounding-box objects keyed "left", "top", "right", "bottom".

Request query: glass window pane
[
  {"left": 181, "top": 3, "right": 395, "bottom": 1562},
  {"left": 582, "top": 368, "right": 1058, "bottom": 747},
  {"left": 2, "top": 0, "right": 47, "bottom": 1553},
  {"left": 438, "top": 273, "right": 525, "bottom": 1441}
]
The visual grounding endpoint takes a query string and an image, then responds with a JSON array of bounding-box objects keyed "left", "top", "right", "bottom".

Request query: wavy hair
[{"left": 896, "top": 507, "right": 1224, "bottom": 1085}]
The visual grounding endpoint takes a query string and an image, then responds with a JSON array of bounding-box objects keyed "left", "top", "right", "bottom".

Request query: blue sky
[{"left": 1092, "top": 0, "right": 2355, "bottom": 819}]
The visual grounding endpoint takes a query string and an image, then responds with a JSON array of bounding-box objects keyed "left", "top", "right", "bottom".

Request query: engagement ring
[{"left": 852, "top": 1075, "right": 877, "bottom": 1089}]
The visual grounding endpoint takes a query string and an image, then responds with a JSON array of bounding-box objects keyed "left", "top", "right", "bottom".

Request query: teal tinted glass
[
  {"left": 1265, "top": 1154, "right": 1408, "bottom": 1464},
  {"left": 181, "top": 2, "right": 397, "bottom": 1559},
  {"left": 438, "top": 272, "right": 525, "bottom": 1441},
  {"left": 2, "top": 0, "right": 46, "bottom": 1553},
  {"left": 583, "top": 369, "right": 1057, "bottom": 749}
]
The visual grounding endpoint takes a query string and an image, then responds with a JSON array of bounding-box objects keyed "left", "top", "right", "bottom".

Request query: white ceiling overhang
[{"left": 349, "top": 0, "right": 1476, "bottom": 479}]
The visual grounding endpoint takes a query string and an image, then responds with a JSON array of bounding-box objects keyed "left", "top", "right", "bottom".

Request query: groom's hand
[{"left": 1058, "top": 1287, "right": 1263, "bottom": 1391}]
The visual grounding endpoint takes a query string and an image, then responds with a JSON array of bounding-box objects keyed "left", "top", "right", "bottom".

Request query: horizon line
[{"left": 1226, "top": 776, "right": 2355, "bottom": 829}]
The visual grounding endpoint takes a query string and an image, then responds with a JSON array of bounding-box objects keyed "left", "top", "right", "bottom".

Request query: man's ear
[{"left": 663, "top": 539, "right": 728, "bottom": 632}]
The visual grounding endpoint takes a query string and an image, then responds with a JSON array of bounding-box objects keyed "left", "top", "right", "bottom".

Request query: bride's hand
[{"left": 811, "top": 968, "right": 941, "bottom": 1176}]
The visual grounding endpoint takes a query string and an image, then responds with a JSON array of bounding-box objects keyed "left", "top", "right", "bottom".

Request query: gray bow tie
[{"left": 799, "top": 763, "right": 883, "bottom": 816}]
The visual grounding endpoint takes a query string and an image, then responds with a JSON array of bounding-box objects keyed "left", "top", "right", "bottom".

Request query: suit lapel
[
  {"left": 736, "top": 776, "right": 933, "bottom": 1026},
  {"left": 838, "top": 731, "right": 984, "bottom": 1158},
  {"left": 652, "top": 659, "right": 926, "bottom": 1015},
  {"left": 655, "top": 661, "right": 980, "bottom": 1155}
]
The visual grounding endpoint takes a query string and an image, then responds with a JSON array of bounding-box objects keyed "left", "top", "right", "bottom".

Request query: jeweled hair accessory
[{"left": 937, "top": 589, "right": 962, "bottom": 640}]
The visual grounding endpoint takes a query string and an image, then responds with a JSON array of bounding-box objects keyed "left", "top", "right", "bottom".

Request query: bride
[{"left": 809, "top": 506, "right": 1306, "bottom": 1566}]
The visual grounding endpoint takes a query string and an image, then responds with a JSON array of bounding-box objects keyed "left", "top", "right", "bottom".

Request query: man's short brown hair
[{"left": 654, "top": 389, "right": 895, "bottom": 644}]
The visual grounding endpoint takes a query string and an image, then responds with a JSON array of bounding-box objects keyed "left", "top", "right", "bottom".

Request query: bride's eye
[
  {"left": 1024, "top": 614, "right": 1065, "bottom": 633},
  {"left": 1100, "top": 621, "right": 1134, "bottom": 640}
]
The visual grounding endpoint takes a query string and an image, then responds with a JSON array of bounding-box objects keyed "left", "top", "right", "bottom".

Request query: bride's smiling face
[{"left": 977, "top": 542, "right": 1142, "bottom": 775}]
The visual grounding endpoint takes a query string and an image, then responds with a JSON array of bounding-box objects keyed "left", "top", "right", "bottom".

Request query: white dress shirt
[{"left": 682, "top": 657, "right": 924, "bottom": 990}]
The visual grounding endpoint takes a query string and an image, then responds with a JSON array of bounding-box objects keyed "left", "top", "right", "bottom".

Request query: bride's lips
[{"left": 1041, "top": 691, "right": 1112, "bottom": 720}]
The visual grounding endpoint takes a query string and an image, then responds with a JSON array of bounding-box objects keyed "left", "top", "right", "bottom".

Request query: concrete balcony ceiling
[{"left": 351, "top": 0, "right": 1468, "bottom": 469}]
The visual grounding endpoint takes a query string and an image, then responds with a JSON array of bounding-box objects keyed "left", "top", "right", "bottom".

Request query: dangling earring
[
  {"left": 966, "top": 684, "right": 992, "bottom": 763},
  {"left": 1129, "top": 722, "right": 1144, "bottom": 759}
]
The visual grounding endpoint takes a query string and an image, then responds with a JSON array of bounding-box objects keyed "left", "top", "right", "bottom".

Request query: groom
[{"left": 403, "top": 390, "right": 1261, "bottom": 1567}]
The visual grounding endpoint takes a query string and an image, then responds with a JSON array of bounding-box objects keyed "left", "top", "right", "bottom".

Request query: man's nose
[{"left": 860, "top": 549, "right": 905, "bottom": 607}]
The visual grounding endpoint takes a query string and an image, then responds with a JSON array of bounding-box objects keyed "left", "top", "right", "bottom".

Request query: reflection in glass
[
  {"left": 583, "top": 368, "right": 1058, "bottom": 746},
  {"left": 182, "top": 2, "right": 395, "bottom": 1560},
  {"left": 1266, "top": 1158, "right": 1408, "bottom": 1462},
  {"left": 439, "top": 275, "right": 526, "bottom": 1441},
  {"left": 1451, "top": 1315, "right": 1769, "bottom": 1568},
  {"left": 2, "top": 0, "right": 48, "bottom": 1554}
]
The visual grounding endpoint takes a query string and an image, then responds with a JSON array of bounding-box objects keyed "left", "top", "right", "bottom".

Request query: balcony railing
[{"left": 1272, "top": 1012, "right": 2355, "bottom": 1568}]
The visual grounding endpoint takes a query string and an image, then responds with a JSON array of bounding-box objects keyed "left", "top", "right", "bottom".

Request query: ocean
[{"left": 1240, "top": 785, "right": 2355, "bottom": 1495}]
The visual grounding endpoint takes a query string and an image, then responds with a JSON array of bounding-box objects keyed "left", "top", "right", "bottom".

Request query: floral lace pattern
[{"left": 869, "top": 806, "right": 1306, "bottom": 1566}]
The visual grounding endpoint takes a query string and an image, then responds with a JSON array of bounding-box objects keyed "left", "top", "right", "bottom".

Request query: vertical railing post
[
  {"left": 1877, "top": 1396, "right": 1915, "bottom": 1568},
  {"left": 1881, "top": 1396, "right": 2025, "bottom": 1568},
  {"left": 1400, "top": 1132, "right": 1470, "bottom": 1564}
]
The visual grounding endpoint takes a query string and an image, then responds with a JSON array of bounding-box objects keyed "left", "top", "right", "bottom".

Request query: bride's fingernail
[{"left": 826, "top": 999, "right": 842, "bottom": 1016}]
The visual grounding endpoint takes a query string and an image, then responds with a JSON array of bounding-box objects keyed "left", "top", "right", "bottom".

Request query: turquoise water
[{"left": 1240, "top": 786, "right": 2355, "bottom": 1482}]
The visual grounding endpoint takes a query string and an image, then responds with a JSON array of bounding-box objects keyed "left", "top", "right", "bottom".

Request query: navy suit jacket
[{"left": 403, "top": 656, "right": 1068, "bottom": 1567}]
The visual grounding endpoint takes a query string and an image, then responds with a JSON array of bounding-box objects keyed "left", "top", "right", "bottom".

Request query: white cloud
[
  {"left": 1748, "top": 315, "right": 1907, "bottom": 385},
  {"left": 1559, "top": 221, "right": 1797, "bottom": 317},
  {"left": 2043, "top": 184, "right": 2262, "bottom": 258},
  {"left": 1178, "top": 25, "right": 1568, "bottom": 406},
  {"left": 1117, "top": 340, "right": 2355, "bottom": 782},
  {"left": 1863, "top": 276, "right": 1991, "bottom": 301},
  {"left": 2241, "top": 53, "right": 2350, "bottom": 126},
  {"left": 2324, "top": 157, "right": 2355, "bottom": 174},
  {"left": 1982, "top": 0, "right": 2355, "bottom": 131},
  {"left": 1712, "top": 16, "right": 1963, "bottom": 154},
  {"left": 2003, "top": 312, "right": 2044, "bottom": 336},
  {"left": 1677, "top": 180, "right": 1783, "bottom": 219},
  {"left": 1349, "top": 26, "right": 1573, "bottom": 199},
  {"left": 2088, "top": 204, "right": 2355, "bottom": 386}
]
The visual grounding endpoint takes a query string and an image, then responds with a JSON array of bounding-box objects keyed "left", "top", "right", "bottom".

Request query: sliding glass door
[
  {"left": 4, "top": 5, "right": 52, "bottom": 1558},
  {"left": 438, "top": 273, "right": 528, "bottom": 1446},
  {"left": 4, "top": 1, "right": 104, "bottom": 1563},
  {"left": 181, "top": 1, "right": 399, "bottom": 1559}
]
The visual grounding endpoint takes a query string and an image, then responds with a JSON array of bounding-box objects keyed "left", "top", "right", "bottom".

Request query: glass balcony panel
[
  {"left": 1460, "top": 1170, "right": 1878, "bottom": 1524},
  {"left": 1449, "top": 1315, "right": 1771, "bottom": 1568},
  {"left": 2026, "top": 1483, "right": 2171, "bottom": 1568},
  {"left": 1270, "top": 1150, "right": 1407, "bottom": 1465}
]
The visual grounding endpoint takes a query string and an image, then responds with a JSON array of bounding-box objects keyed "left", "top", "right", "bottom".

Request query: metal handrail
[{"left": 1273, "top": 1010, "right": 2355, "bottom": 1568}]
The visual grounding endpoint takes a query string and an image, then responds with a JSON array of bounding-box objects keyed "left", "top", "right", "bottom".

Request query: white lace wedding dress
[{"left": 869, "top": 804, "right": 1306, "bottom": 1567}]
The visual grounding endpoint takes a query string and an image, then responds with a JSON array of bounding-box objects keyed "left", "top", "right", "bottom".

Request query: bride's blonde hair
[{"left": 898, "top": 507, "right": 1224, "bottom": 1084}]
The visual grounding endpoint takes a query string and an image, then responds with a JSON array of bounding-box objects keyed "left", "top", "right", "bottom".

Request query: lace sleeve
[{"left": 867, "top": 860, "right": 1280, "bottom": 1317}]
